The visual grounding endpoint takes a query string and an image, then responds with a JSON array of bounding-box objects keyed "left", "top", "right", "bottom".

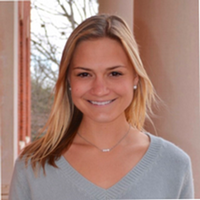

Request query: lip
[{"left": 88, "top": 99, "right": 116, "bottom": 106}]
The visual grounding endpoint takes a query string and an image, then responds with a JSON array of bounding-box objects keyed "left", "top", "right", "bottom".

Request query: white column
[
  {"left": 134, "top": 0, "right": 200, "bottom": 197},
  {"left": 98, "top": 0, "right": 134, "bottom": 31},
  {"left": 0, "top": 2, "right": 18, "bottom": 199}
]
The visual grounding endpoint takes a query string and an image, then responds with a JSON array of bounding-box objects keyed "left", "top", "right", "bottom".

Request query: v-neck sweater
[{"left": 9, "top": 133, "right": 194, "bottom": 199}]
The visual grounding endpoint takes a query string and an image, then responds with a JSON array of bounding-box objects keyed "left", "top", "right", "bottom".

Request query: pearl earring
[
  {"left": 133, "top": 85, "right": 137, "bottom": 90},
  {"left": 69, "top": 87, "right": 71, "bottom": 91}
]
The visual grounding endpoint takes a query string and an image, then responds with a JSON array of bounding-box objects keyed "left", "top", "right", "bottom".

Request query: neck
[{"left": 76, "top": 116, "right": 131, "bottom": 149}]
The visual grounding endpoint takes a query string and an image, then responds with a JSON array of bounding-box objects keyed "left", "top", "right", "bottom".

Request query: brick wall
[{"left": 18, "top": 1, "right": 31, "bottom": 153}]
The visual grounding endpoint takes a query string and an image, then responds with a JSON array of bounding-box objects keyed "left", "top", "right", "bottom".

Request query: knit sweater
[{"left": 9, "top": 133, "right": 194, "bottom": 199}]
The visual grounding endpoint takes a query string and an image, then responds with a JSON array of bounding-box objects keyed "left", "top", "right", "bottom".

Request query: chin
[{"left": 84, "top": 112, "right": 124, "bottom": 124}]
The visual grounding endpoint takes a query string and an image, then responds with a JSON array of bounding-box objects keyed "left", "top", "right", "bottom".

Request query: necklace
[{"left": 77, "top": 124, "right": 131, "bottom": 152}]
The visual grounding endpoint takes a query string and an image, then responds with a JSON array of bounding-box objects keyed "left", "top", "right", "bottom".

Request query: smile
[{"left": 88, "top": 99, "right": 115, "bottom": 106}]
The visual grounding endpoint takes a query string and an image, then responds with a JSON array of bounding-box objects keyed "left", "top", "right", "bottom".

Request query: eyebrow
[{"left": 72, "top": 65, "right": 125, "bottom": 71}]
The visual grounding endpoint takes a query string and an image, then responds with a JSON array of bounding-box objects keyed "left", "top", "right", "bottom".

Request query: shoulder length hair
[{"left": 21, "top": 14, "right": 156, "bottom": 171}]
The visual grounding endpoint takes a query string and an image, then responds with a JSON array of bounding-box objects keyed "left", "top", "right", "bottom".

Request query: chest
[{"left": 63, "top": 144, "right": 147, "bottom": 189}]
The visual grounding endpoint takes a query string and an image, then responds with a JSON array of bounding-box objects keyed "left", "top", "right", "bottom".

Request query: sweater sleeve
[
  {"left": 8, "top": 158, "right": 32, "bottom": 200},
  {"left": 179, "top": 157, "right": 194, "bottom": 199}
]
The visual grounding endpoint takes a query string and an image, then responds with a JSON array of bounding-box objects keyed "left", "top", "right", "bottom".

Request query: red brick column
[{"left": 18, "top": 1, "right": 31, "bottom": 153}]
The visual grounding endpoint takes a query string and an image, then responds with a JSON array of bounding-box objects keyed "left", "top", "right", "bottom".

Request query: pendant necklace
[{"left": 77, "top": 124, "right": 131, "bottom": 152}]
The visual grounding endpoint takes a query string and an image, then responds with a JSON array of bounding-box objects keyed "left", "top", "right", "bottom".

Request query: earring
[
  {"left": 133, "top": 85, "right": 137, "bottom": 90},
  {"left": 69, "top": 87, "right": 71, "bottom": 91}
]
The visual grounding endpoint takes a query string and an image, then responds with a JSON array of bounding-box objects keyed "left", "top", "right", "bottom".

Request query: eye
[
  {"left": 110, "top": 71, "right": 123, "bottom": 76},
  {"left": 77, "top": 72, "right": 90, "bottom": 77}
]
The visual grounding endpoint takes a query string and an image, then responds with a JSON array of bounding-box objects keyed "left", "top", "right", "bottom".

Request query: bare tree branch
[
  {"left": 32, "top": 38, "right": 60, "bottom": 66},
  {"left": 83, "top": 0, "right": 86, "bottom": 17},
  {"left": 72, "top": 0, "right": 84, "bottom": 21}
]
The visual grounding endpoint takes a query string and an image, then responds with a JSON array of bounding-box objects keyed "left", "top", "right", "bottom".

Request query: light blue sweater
[{"left": 9, "top": 133, "right": 194, "bottom": 199}]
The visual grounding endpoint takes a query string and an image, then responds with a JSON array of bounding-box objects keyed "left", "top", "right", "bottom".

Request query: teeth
[{"left": 90, "top": 100, "right": 112, "bottom": 106}]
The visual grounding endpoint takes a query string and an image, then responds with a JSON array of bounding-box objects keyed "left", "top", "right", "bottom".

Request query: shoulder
[
  {"left": 13, "top": 155, "right": 58, "bottom": 176},
  {"left": 10, "top": 156, "right": 60, "bottom": 191},
  {"left": 9, "top": 157, "right": 32, "bottom": 200},
  {"left": 13, "top": 157, "right": 29, "bottom": 173},
  {"left": 147, "top": 133, "right": 192, "bottom": 170},
  {"left": 139, "top": 133, "right": 194, "bottom": 198},
  {"left": 11, "top": 156, "right": 35, "bottom": 182}
]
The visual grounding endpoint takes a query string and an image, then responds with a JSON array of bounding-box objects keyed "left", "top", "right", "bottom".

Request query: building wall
[
  {"left": 0, "top": 2, "right": 19, "bottom": 199},
  {"left": 134, "top": 0, "right": 200, "bottom": 197},
  {"left": 0, "top": 1, "right": 30, "bottom": 199},
  {"left": 98, "top": 0, "right": 133, "bottom": 31},
  {"left": 18, "top": 0, "right": 31, "bottom": 152}
]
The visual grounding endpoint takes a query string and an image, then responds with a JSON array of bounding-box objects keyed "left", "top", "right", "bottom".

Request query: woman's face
[{"left": 69, "top": 37, "right": 138, "bottom": 123}]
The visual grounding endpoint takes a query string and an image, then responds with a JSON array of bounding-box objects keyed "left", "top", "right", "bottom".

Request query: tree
[{"left": 31, "top": 0, "right": 98, "bottom": 139}]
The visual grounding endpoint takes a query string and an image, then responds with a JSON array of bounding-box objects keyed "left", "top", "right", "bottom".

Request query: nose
[{"left": 90, "top": 76, "right": 110, "bottom": 96}]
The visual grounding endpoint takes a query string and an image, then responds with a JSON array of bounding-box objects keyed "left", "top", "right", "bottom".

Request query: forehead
[{"left": 71, "top": 37, "right": 131, "bottom": 68}]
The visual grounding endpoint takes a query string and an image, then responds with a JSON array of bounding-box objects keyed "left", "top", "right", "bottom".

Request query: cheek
[
  {"left": 71, "top": 82, "right": 89, "bottom": 98},
  {"left": 117, "top": 81, "right": 133, "bottom": 94},
  {"left": 124, "top": 83, "right": 134, "bottom": 99},
  {"left": 71, "top": 87, "right": 82, "bottom": 98}
]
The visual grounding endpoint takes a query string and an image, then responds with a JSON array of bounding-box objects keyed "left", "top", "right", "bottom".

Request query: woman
[{"left": 9, "top": 14, "right": 194, "bottom": 199}]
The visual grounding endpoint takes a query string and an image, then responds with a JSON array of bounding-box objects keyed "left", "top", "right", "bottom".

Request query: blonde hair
[{"left": 21, "top": 14, "right": 157, "bottom": 171}]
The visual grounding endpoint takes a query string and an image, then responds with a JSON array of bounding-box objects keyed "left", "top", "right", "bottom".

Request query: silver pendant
[{"left": 102, "top": 149, "right": 110, "bottom": 152}]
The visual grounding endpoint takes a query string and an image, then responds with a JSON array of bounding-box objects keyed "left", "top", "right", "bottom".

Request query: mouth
[{"left": 88, "top": 99, "right": 116, "bottom": 106}]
